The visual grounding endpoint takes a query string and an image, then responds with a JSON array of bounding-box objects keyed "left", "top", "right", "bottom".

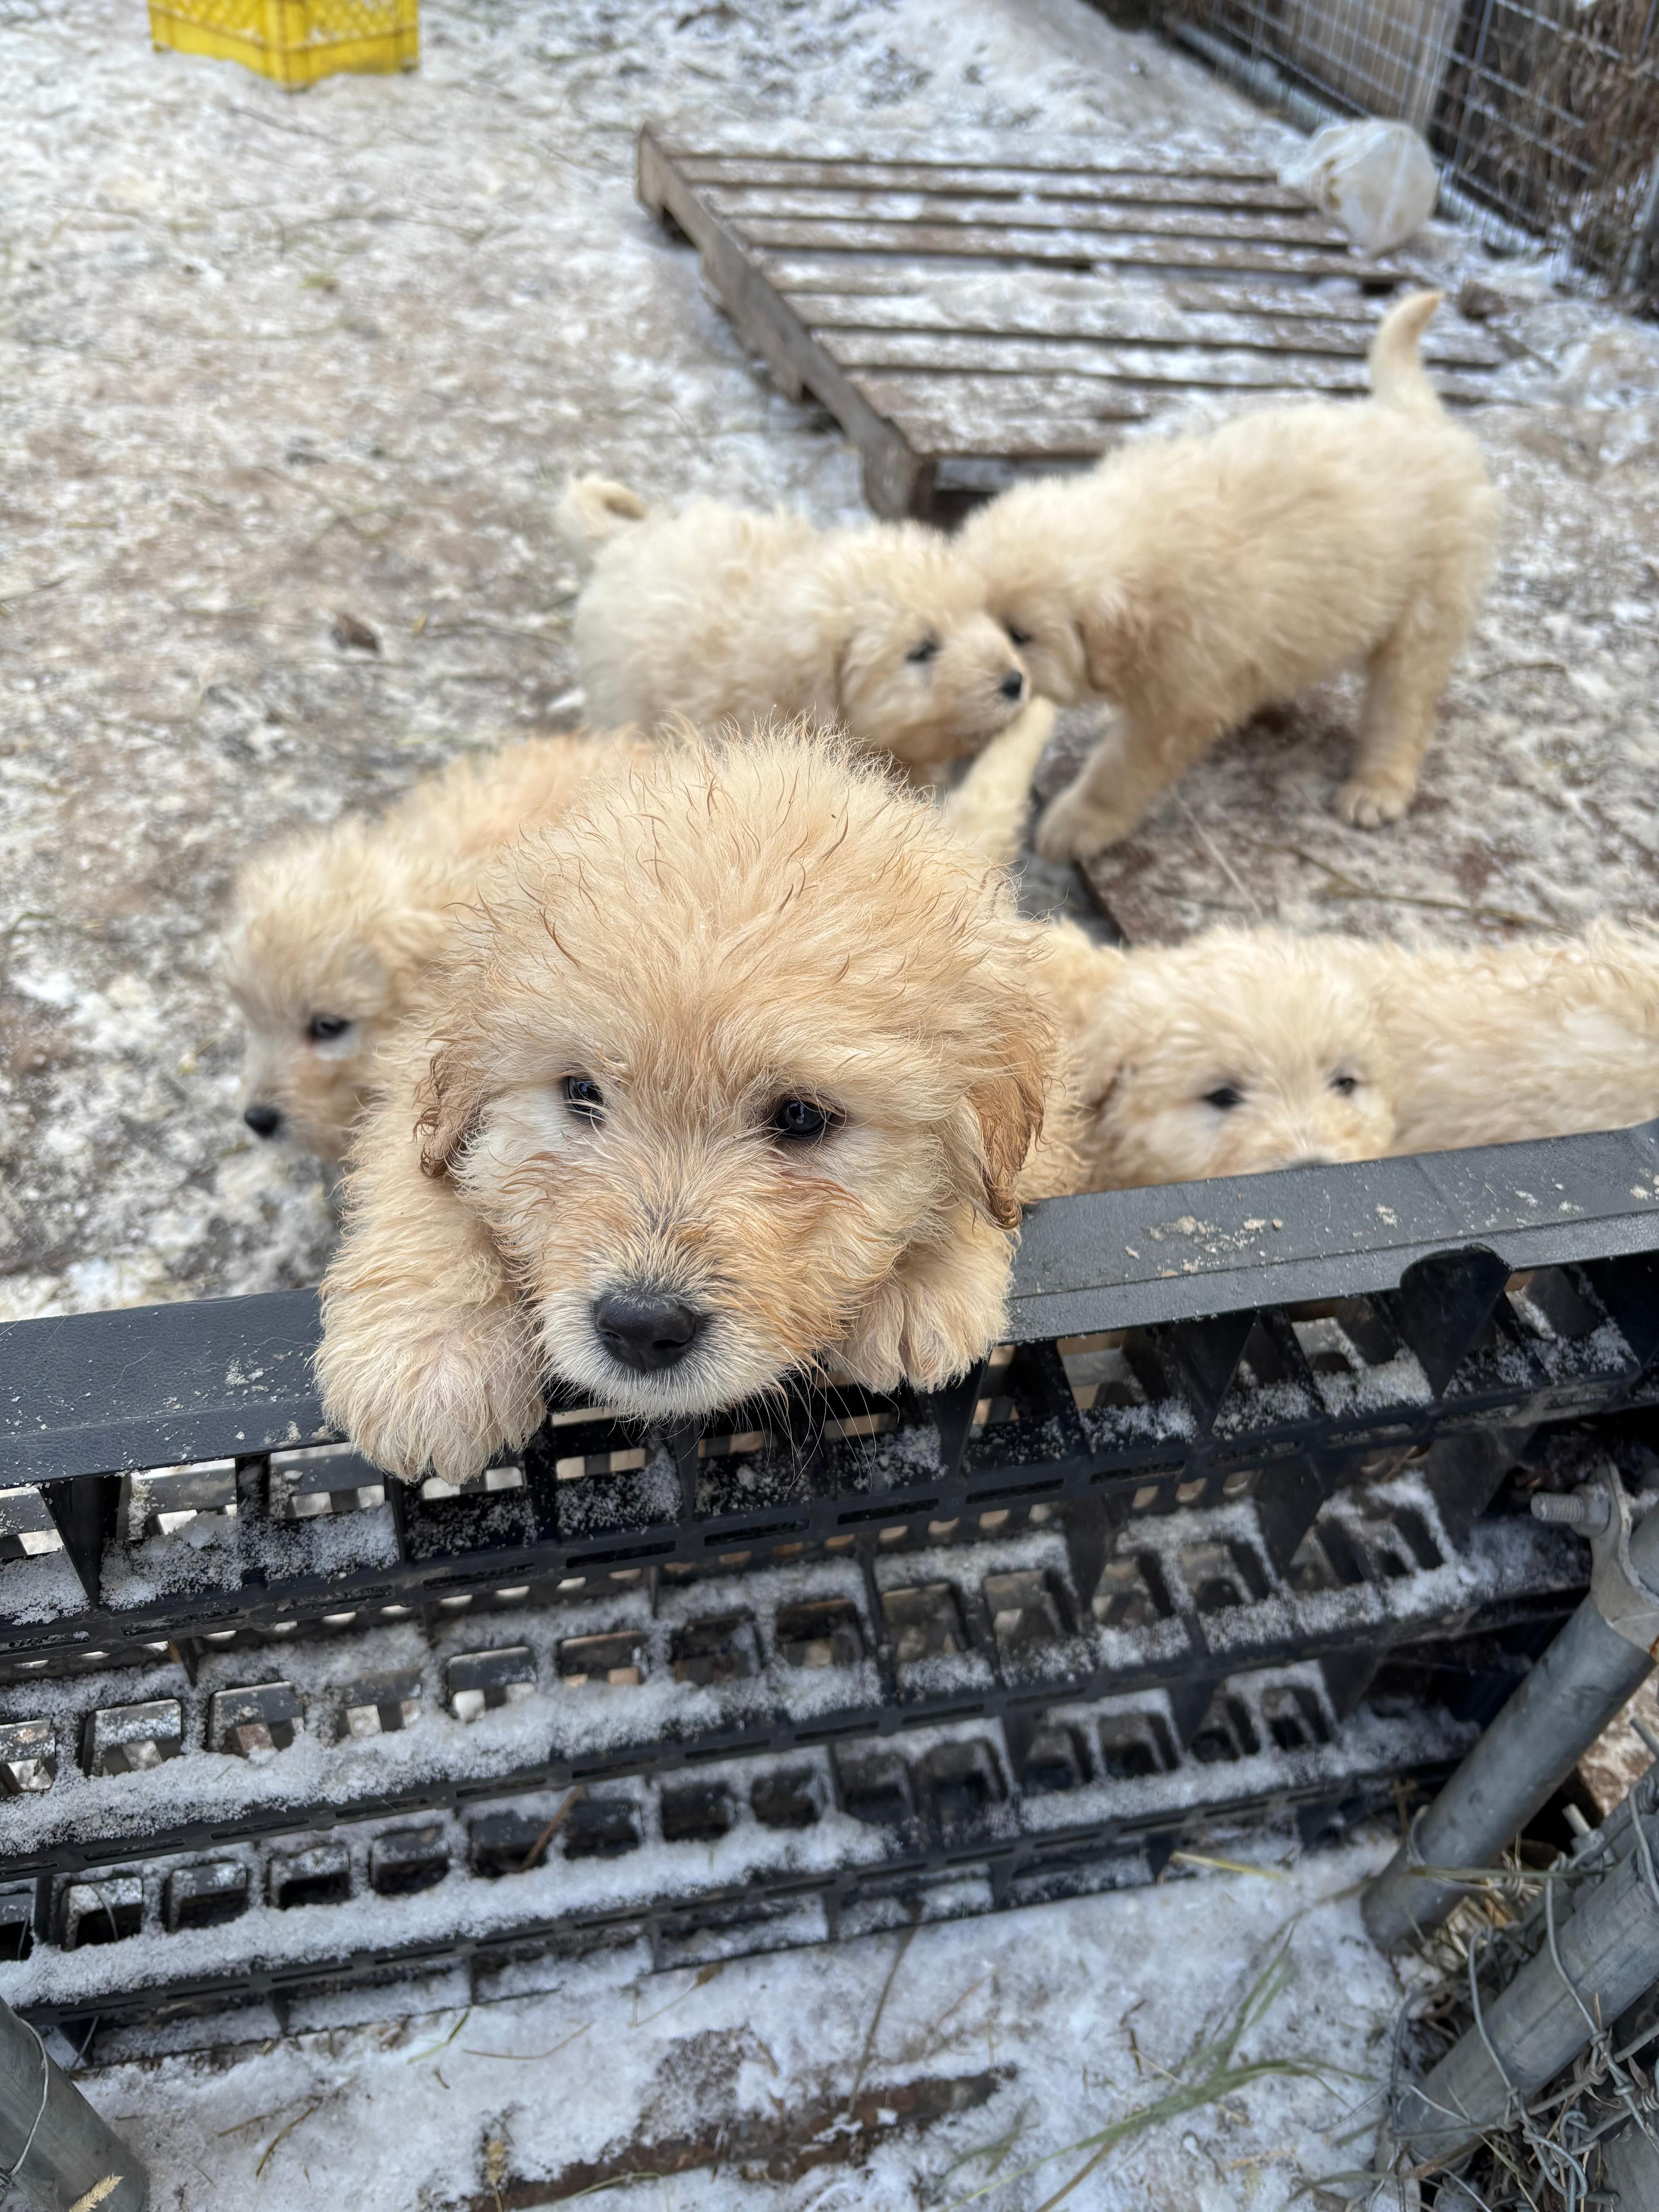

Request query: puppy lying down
[
  {"left": 558, "top": 474, "right": 1031, "bottom": 774},
  {"left": 318, "top": 727, "right": 1077, "bottom": 1483},
  {"left": 222, "top": 729, "right": 652, "bottom": 1160},
  {"left": 958, "top": 289, "right": 1500, "bottom": 858},
  {"left": 1059, "top": 922, "right": 1659, "bottom": 1190}
]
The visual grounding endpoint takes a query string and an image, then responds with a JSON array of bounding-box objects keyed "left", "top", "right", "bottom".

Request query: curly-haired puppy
[
  {"left": 1064, "top": 929, "right": 1397, "bottom": 1189},
  {"left": 957, "top": 290, "right": 1500, "bottom": 858},
  {"left": 223, "top": 730, "right": 650, "bottom": 1160},
  {"left": 1060, "top": 922, "right": 1659, "bottom": 1191},
  {"left": 317, "top": 727, "right": 1063, "bottom": 1482},
  {"left": 557, "top": 475, "right": 1030, "bottom": 774}
]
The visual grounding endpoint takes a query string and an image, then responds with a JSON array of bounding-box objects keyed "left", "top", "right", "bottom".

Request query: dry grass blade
[
  {"left": 848, "top": 1923, "right": 918, "bottom": 2110},
  {"left": 941, "top": 1931, "right": 1352, "bottom": 2209},
  {"left": 254, "top": 2097, "right": 326, "bottom": 2179},
  {"left": 404, "top": 2009, "right": 472, "bottom": 2065},
  {"left": 1168, "top": 1850, "right": 1290, "bottom": 1881}
]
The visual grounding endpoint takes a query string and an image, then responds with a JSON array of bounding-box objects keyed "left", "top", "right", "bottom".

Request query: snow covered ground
[
  {"left": 13, "top": 1829, "right": 1412, "bottom": 2212},
  {"left": 6, "top": 0, "right": 1659, "bottom": 2200}
]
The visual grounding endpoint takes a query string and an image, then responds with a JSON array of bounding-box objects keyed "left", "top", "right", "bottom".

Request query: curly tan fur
[
  {"left": 318, "top": 726, "right": 1066, "bottom": 1483},
  {"left": 558, "top": 475, "right": 1032, "bottom": 773},
  {"left": 957, "top": 292, "right": 1500, "bottom": 858},
  {"left": 222, "top": 728, "right": 652, "bottom": 1160}
]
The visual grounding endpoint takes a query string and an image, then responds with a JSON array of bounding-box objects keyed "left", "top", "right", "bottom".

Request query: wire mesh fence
[{"left": 1160, "top": 0, "right": 1659, "bottom": 302}]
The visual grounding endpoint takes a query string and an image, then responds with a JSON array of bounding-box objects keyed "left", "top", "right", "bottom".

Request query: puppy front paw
[
  {"left": 1034, "top": 782, "right": 1135, "bottom": 862},
  {"left": 318, "top": 1300, "right": 545, "bottom": 1484},
  {"left": 834, "top": 1227, "right": 1012, "bottom": 1395},
  {"left": 1335, "top": 778, "right": 1413, "bottom": 830}
]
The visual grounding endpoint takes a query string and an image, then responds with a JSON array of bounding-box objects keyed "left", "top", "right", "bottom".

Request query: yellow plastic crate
[{"left": 149, "top": 0, "right": 418, "bottom": 89}]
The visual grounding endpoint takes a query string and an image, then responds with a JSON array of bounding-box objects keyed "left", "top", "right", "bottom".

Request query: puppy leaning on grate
[
  {"left": 1048, "top": 920, "right": 1659, "bottom": 1192},
  {"left": 556, "top": 474, "right": 1032, "bottom": 777},
  {"left": 317, "top": 723, "right": 1085, "bottom": 1484},
  {"left": 957, "top": 289, "right": 1501, "bottom": 859},
  {"left": 222, "top": 727, "right": 655, "bottom": 1161}
]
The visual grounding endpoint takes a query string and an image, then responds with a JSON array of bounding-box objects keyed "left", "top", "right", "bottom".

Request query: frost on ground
[{"left": 8, "top": 1832, "right": 1408, "bottom": 2212}]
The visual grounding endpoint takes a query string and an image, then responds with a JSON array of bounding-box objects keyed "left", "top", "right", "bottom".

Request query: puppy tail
[
  {"left": 1367, "top": 289, "right": 1444, "bottom": 417},
  {"left": 555, "top": 474, "right": 650, "bottom": 572}
]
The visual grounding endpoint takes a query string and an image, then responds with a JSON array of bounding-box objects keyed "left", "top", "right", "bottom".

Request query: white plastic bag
[{"left": 1281, "top": 119, "right": 1439, "bottom": 254}]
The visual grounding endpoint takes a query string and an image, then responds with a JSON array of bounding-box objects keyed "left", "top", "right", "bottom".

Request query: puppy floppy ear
[
  {"left": 414, "top": 1040, "right": 486, "bottom": 1180},
  {"left": 1077, "top": 580, "right": 1150, "bottom": 696},
  {"left": 968, "top": 1053, "right": 1048, "bottom": 1230}
]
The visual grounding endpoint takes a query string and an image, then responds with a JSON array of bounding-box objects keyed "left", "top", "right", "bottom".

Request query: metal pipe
[
  {"left": 0, "top": 1996, "right": 148, "bottom": 2212},
  {"left": 1389, "top": 1796, "right": 1659, "bottom": 2161},
  {"left": 1602, "top": 2110, "right": 1659, "bottom": 2206},
  {"left": 1363, "top": 1490, "right": 1659, "bottom": 1953}
]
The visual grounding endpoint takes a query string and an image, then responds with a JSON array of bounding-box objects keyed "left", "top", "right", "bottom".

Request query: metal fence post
[
  {"left": 1363, "top": 1476, "right": 1659, "bottom": 1952},
  {"left": 0, "top": 1996, "right": 148, "bottom": 2212},
  {"left": 1386, "top": 1787, "right": 1659, "bottom": 2167}
]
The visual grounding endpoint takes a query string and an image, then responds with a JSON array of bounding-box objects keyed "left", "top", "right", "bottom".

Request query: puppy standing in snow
[
  {"left": 224, "top": 728, "right": 652, "bottom": 1161},
  {"left": 318, "top": 728, "right": 1075, "bottom": 1484},
  {"left": 1054, "top": 922, "right": 1659, "bottom": 1192},
  {"left": 558, "top": 476, "right": 1031, "bottom": 774},
  {"left": 958, "top": 289, "right": 1500, "bottom": 858}
]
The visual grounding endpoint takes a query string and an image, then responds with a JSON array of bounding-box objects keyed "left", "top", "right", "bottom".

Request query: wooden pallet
[{"left": 637, "top": 124, "right": 1504, "bottom": 518}]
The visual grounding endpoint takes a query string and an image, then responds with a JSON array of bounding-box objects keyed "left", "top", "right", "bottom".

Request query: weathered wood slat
[
  {"left": 820, "top": 327, "right": 1491, "bottom": 398},
  {"left": 854, "top": 369, "right": 1157, "bottom": 429},
  {"left": 725, "top": 216, "right": 1392, "bottom": 281},
  {"left": 782, "top": 290, "right": 1501, "bottom": 367},
  {"left": 679, "top": 156, "right": 1311, "bottom": 210},
  {"left": 884, "top": 414, "right": 1127, "bottom": 462},
  {"left": 659, "top": 140, "right": 1282, "bottom": 183},
  {"left": 755, "top": 258, "right": 1415, "bottom": 322},
  {"left": 1161, "top": 277, "right": 1399, "bottom": 321},
  {"left": 705, "top": 184, "right": 1352, "bottom": 248}
]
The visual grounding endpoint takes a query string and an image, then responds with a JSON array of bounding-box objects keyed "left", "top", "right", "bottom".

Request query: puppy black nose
[
  {"left": 998, "top": 669, "right": 1026, "bottom": 702},
  {"left": 592, "top": 1289, "right": 703, "bottom": 1373},
  {"left": 243, "top": 1103, "right": 283, "bottom": 1138},
  {"left": 1285, "top": 1153, "right": 1333, "bottom": 1170}
]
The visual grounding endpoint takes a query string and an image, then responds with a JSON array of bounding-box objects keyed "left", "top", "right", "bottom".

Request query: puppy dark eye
[
  {"left": 906, "top": 636, "right": 940, "bottom": 664},
  {"left": 1203, "top": 1085, "right": 1244, "bottom": 1112},
  {"left": 1330, "top": 1073, "right": 1360, "bottom": 1096},
  {"left": 770, "top": 1097, "right": 839, "bottom": 1143},
  {"left": 562, "top": 1074, "right": 604, "bottom": 1123},
  {"left": 306, "top": 1014, "right": 352, "bottom": 1042},
  {"left": 1005, "top": 622, "right": 1034, "bottom": 649}
]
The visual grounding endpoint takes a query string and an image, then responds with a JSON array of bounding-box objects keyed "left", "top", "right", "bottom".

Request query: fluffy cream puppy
[
  {"left": 957, "top": 290, "right": 1500, "bottom": 858},
  {"left": 558, "top": 475, "right": 1031, "bottom": 773},
  {"left": 223, "top": 730, "right": 652, "bottom": 1160},
  {"left": 317, "top": 727, "right": 1066, "bottom": 1483},
  {"left": 1060, "top": 922, "right": 1659, "bottom": 1192},
  {"left": 1065, "top": 929, "right": 1397, "bottom": 1189}
]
